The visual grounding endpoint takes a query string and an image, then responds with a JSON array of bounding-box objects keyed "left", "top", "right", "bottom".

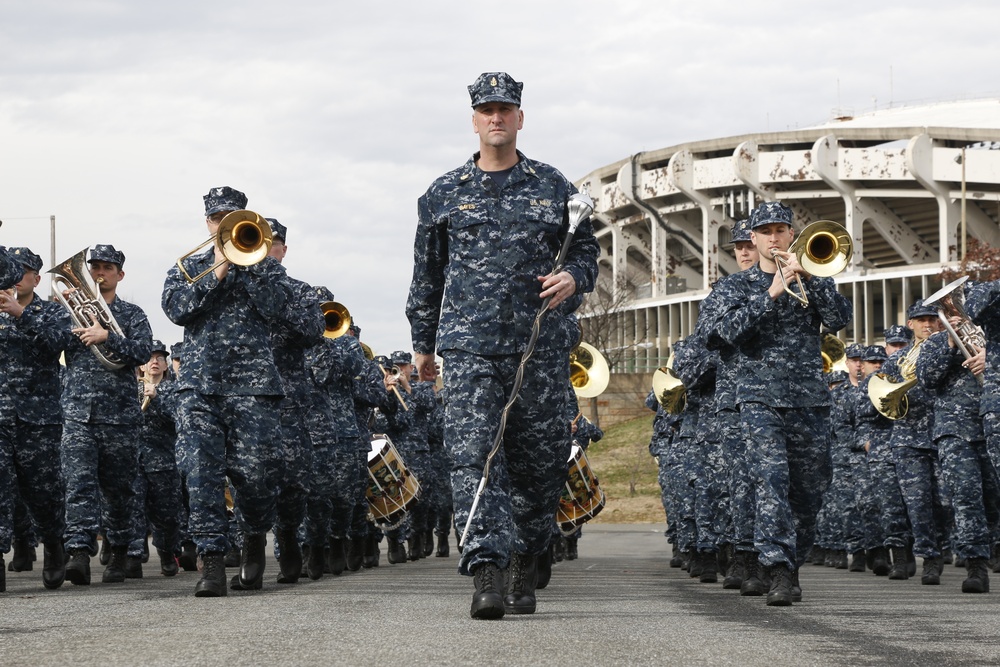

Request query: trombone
[
  {"left": 177, "top": 210, "right": 272, "bottom": 283},
  {"left": 320, "top": 301, "right": 351, "bottom": 339},
  {"left": 775, "top": 220, "right": 853, "bottom": 308}
]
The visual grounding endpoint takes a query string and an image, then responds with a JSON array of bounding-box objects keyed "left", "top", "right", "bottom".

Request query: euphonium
[
  {"left": 569, "top": 342, "right": 610, "bottom": 398},
  {"left": 923, "top": 276, "right": 986, "bottom": 385},
  {"left": 176, "top": 210, "right": 272, "bottom": 283},
  {"left": 49, "top": 249, "right": 127, "bottom": 371},
  {"left": 320, "top": 301, "right": 351, "bottom": 339},
  {"left": 775, "top": 220, "right": 853, "bottom": 308}
]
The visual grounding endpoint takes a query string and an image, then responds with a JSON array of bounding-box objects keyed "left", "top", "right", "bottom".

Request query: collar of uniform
[{"left": 458, "top": 150, "right": 538, "bottom": 185}]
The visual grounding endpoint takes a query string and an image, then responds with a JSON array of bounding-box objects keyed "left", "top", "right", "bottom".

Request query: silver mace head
[{"left": 567, "top": 192, "right": 594, "bottom": 233}]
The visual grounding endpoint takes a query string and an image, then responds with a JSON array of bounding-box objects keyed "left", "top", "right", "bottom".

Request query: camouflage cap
[
  {"left": 749, "top": 202, "right": 793, "bottom": 229},
  {"left": 845, "top": 343, "right": 865, "bottom": 358},
  {"left": 0, "top": 246, "right": 25, "bottom": 290},
  {"left": 203, "top": 186, "right": 248, "bottom": 216},
  {"left": 861, "top": 345, "right": 887, "bottom": 362},
  {"left": 391, "top": 350, "right": 412, "bottom": 365},
  {"left": 731, "top": 218, "right": 752, "bottom": 243},
  {"left": 349, "top": 322, "right": 361, "bottom": 337},
  {"left": 9, "top": 247, "right": 42, "bottom": 272},
  {"left": 89, "top": 244, "right": 125, "bottom": 268},
  {"left": 374, "top": 354, "right": 391, "bottom": 368},
  {"left": 468, "top": 72, "right": 523, "bottom": 108},
  {"left": 265, "top": 218, "right": 287, "bottom": 243},
  {"left": 171, "top": 341, "right": 184, "bottom": 360},
  {"left": 907, "top": 299, "right": 938, "bottom": 320},
  {"left": 150, "top": 339, "right": 169, "bottom": 357},
  {"left": 883, "top": 324, "right": 913, "bottom": 345},
  {"left": 313, "top": 285, "right": 334, "bottom": 303},
  {"left": 826, "top": 370, "right": 849, "bottom": 385}
]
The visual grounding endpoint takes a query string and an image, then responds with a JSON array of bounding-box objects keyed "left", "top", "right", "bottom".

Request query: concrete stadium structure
[{"left": 575, "top": 98, "right": 1000, "bottom": 375}]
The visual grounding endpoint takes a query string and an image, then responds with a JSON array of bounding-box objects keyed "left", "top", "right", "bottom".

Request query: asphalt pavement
[{"left": 2, "top": 525, "right": 999, "bottom": 666}]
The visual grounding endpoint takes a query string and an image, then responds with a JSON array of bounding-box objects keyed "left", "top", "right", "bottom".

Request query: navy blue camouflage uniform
[
  {"left": 62, "top": 248, "right": 153, "bottom": 555},
  {"left": 705, "top": 251, "right": 851, "bottom": 569},
  {"left": 406, "top": 149, "right": 599, "bottom": 576},
  {"left": 162, "top": 242, "right": 294, "bottom": 556},
  {"left": 0, "top": 250, "right": 72, "bottom": 561}
]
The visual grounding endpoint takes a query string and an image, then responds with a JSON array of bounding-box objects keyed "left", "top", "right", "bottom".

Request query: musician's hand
[
  {"left": 964, "top": 346, "right": 986, "bottom": 376},
  {"left": 73, "top": 321, "right": 109, "bottom": 347},
  {"left": 0, "top": 290, "right": 23, "bottom": 318},
  {"left": 383, "top": 373, "right": 398, "bottom": 391},
  {"left": 864, "top": 440, "right": 870, "bottom": 453},
  {"left": 539, "top": 270, "right": 577, "bottom": 310},
  {"left": 143, "top": 383, "right": 158, "bottom": 398},
  {"left": 414, "top": 352, "right": 436, "bottom": 381},
  {"left": 767, "top": 255, "right": 805, "bottom": 300}
]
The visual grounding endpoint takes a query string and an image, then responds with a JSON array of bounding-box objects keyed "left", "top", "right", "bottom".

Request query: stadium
[{"left": 574, "top": 99, "right": 1000, "bottom": 424}]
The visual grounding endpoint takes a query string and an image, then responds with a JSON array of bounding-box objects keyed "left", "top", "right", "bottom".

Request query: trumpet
[
  {"left": 49, "top": 249, "right": 127, "bottom": 370},
  {"left": 377, "top": 363, "right": 409, "bottom": 412},
  {"left": 569, "top": 342, "right": 610, "bottom": 398},
  {"left": 775, "top": 220, "right": 853, "bottom": 308},
  {"left": 923, "top": 276, "right": 985, "bottom": 385},
  {"left": 177, "top": 210, "right": 272, "bottom": 283},
  {"left": 320, "top": 301, "right": 351, "bottom": 339}
]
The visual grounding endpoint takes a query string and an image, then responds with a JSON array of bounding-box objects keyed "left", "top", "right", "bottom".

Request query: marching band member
[
  {"left": 0, "top": 248, "right": 71, "bottom": 590},
  {"left": 62, "top": 245, "right": 154, "bottom": 585},
  {"left": 917, "top": 295, "right": 997, "bottom": 592},
  {"left": 162, "top": 186, "right": 294, "bottom": 597},
  {"left": 406, "top": 72, "right": 599, "bottom": 619},
  {"left": 255, "top": 219, "right": 325, "bottom": 586},
  {"left": 705, "top": 202, "right": 851, "bottom": 606}
]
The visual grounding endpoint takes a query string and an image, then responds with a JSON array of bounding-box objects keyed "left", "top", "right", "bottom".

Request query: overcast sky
[{"left": 3, "top": 0, "right": 999, "bottom": 355}]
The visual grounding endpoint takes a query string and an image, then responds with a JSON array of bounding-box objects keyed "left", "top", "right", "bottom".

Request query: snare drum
[
  {"left": 366, "top": 434, "right": 421, "bottom": 528},
  {"left": 555, "top": 443, "right": 605, "bottom": 536}
]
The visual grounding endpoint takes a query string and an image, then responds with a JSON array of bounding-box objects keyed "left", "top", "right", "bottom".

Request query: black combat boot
[
  {"left": 536, "top": 545, "right": 553, "bottom": 590},
  {"left": 503, "top": 553, "right": 538, "bottom": 615},
  {"left": 669, "top": 543, "right": 683, "bottom": 568},
  {"left": 832, "top": 550, "right": 849, "bottom": 569},
  {"left": 471, "top": 562, "right": 505, "bottom": 620},
  {"left": 238, "top": 533, "right": 267, "bottom": 590},
  {"left": 42, "top": 541, "right": 66, "bottom": 589},
  {"left": 888, "top": 547, "right": 909, "bottom": 580},
  {"left": 554, "top": 537, "right": 566, "bottom": 562},
  {"left": 102, "top": 545, "right": 128, "bottom": 583},
  {"left": 406, "top": 534, "right": 422, "bottom": 561},
  {"left": 870, "top": 546, "right": 890, "bottom": 576},
  {"left": 65, "top": 549, "right": 91, "bottom": 586},
  {"left": 387, "top": 538, "right": 407, "bottom": 564},
  {"left": 178, "top": 542, "right": 198, "bottom": 571},
  {"left": 810, "top": 547, "right": 826, "bottom": 566},
  {"left": 699, "top": 552, "right": 719, "bottom": 584},
  {"left": 9, "top": 539, "right": 34, "bottom": 572},
  {"left": 346, "top": 538, "right": 364, "bottom": 571},
  {"left": 849, "top": 550, "right": 867, "bottom": 573},
  {"left": 962, "top": 558, "right": 990, "bottom": 593},
  {"left": 723, "top": 552, "right": 746, "bottom": 590},
  {"left": 688, "top": 551, "right": 704, "bottom": 578},
  {"left": 275, "top": 529, "right": 302, "bottom": 584},
  {"left": 435, "top": 533, "right": 450, "bottom": 558},
  {"left": 194, "top": 552, "right": 227, "bottom": 597},
  {"left": 306, "top": 543, "right": 325, "bottom": 580},
  {"left": 158, "top": 549, "right": 178, "bottom": 577},
  {"left": 906, "top": 547, "right": 917, "bottom": 577},
  {"left": 99, "top": 535, "right": 111, "bottom": 566},
  {"left": 124, "top": 555, "right": 143, "bottom": 579},
  {"left": 921, "top": 556, "right": 943, "bottom": 585},
  {"left": 791, "top": 569, "right": 802, "bottom": 602},
  {"left": 766, "top": 563, "right": 793, "bottom": 607},
  {"left": 566, "top": 538, "right": 579, "bottom": 561},
  {"left": 327, "top": 537, "right": 347, "bottom": 576},
  {"left": 423, "top": 529, "right": 434, "bottom": 558},
  {"left": 741, "top": 553, "right": 766, "bottom": 596},
  {"left": 0, "top": 557, "right": 4, "bottom": 592},
  {"left": 363, "top": 533, "right": 380, "bottom": 568},
  {"left": 941, "top": 547, "right": 953, "bottom": 565},
  {"left": 989, "top": 544, "right": 1000, "bottom": 573}
]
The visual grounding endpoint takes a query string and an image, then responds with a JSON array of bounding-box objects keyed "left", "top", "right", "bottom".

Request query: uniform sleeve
[
  {"left": 103, "top": 303, "right": 153, "bottom": 367},
  {"left": 406, "top": 193, "right": 449, "bottom": 355},
  {"left": 804, "top": 276, "right": 852, "bottom": 332},
  {"left": 916, "top": 331, "right": 961, "bottom": 391},
  {"left": 161, "top": 259, "right": 227, "bottom": 326}
]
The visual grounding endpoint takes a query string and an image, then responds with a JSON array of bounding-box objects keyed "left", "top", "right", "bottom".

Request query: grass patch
[{"left": 584, "top": 415, "right": 665, "bottom": 524}]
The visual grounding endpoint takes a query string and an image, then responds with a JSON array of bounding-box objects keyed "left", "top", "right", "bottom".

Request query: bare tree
[{"left": 578, "top": 274, "right": 635, "bottom": 372}]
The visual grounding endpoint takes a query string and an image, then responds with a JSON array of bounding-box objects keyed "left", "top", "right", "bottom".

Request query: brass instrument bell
[
  {"left": 777, "top": 220, "right": 853, "bottom": 307},
  {"left": 822, "top": 333, "right": 846, "bottom": 374},
  {"left": 569, "top": 342, "right": 610, "bottom": 398},
  {"left": 320, "top": 301, "right": 351, "bottom": 339},
  {"left": 652, "top": 366, "right": 687, "bottom": 415},
  {"left": 177, "top": 210, "right": 273, "bottom": 283}
]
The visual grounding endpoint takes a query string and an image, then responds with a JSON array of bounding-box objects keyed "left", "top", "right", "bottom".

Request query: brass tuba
[
  {"left": 49, "top": 249, "right": 127, "bottom": 370},
  {"left": 320, "top": 301, "right": 352, "bottom": 339},
  {"left": 922, "top": 276, "right": 985, "bottom": 385},
  {"left": 177, "top": 210, "right": 272, "bottom": 283},
  {"left": 569, "top": 342, "right": 610, "bottom": 398},
  {"left": 776, "top": 220, "right": 853, "bottom": 308}
]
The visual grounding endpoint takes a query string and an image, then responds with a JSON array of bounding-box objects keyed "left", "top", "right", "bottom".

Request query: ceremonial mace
[{"left": 458, "top": 191, "right": 594, "bottom": 548}]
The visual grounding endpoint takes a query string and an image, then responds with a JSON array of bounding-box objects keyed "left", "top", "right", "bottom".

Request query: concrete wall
[{"left": 579, "top": 372, "right": 652, "bottom": 429}]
